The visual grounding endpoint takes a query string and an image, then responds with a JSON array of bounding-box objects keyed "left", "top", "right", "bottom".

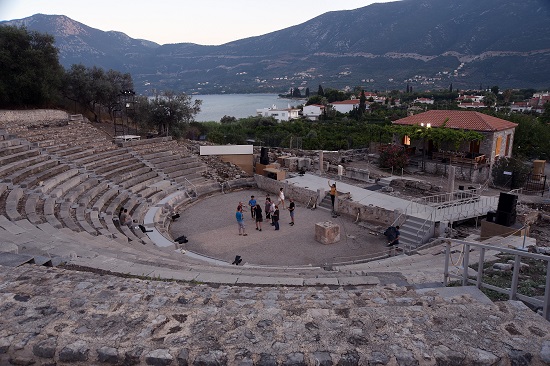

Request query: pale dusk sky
[{"left": 1, "top": 0, "right": 398, "bottom": 45}]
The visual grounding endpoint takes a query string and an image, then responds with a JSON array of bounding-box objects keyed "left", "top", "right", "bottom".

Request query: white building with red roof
[
  {"left": 413, "top": 97, "right": 434, "bottom": 105},
  {"left": 256, "top": 104, "right": 300, "bottom": 122},
  {"left": 392, "top": 110, "right": 518, "bottom": 181},
  {"left": 458, "top": 102, "right": 486, "bottom": 109},
  {"left": 302, "top": 104, "right": 325, "bottom": 121},
  {"left": 330, "top": 99, "right": 361, "bottom": 114}
]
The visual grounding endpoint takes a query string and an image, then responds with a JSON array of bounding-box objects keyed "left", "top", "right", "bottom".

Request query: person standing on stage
[
  {"left": 236, "top": 206, "right": 247, "bottom": 236},
  {"left": 278, "top": 188, "right": 286, "bottom": 209},
  {"left": 273, "top": 205, "right": 280, "bottom": 230},
  {"left": 328, "top": 181, "right": 337, "bottom": 212},
  {"left": 265, "top": 196, "right": 272, "bottom": 220},
  {"left": 248, "top": 195, "right": 257, "bottom": 219},
  {"left": 254, "top": 203, "right": 263, "bottom": 231},
  {"left": 288, "top": 198, "right": 295, "bottom": 226}
]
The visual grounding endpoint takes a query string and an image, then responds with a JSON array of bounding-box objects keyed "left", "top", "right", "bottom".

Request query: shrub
[
  {"left": 379, "top": 144, "right": 409, "bottom": 169},
  {"left": 491, "top": 157, "right": 531, "bottom": 189}
]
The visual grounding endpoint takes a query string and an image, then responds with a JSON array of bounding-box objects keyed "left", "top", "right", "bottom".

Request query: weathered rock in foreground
[{"left": 0, "top": 264, "right": 549, "bottom": 365}]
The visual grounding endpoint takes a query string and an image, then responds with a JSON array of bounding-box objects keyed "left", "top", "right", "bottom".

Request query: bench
[
  {"left": 4, "top": 159, "right": 59, "bottom": 185},
  {"left": 5, "top": 188, "right": 24, "bottom": 221}
]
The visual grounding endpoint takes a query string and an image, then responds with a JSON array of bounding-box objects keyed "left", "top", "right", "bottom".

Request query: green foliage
[
  {"left": 136, "top": 91, "right": 201, "bottom": 137},
  {"left": 379, "top": 144, "right": 409, "bottom": 169},
  {"left": 62, "top": 64, "right": 133, "bottom": 121},
  {"left": 491, "top": 157, "right": 531, "bottom": 188},
  {"left": 507, "top": 112, "right": 550, "bottom": 159},
  {"left": 540, "top": 101, "right": 550, "bottom": 124},
  {"left": 0, "top": 25, "right": 64, "bottom": 107},
  {"left": 220, "top": 115, "right": 237, "bottom": 124},
  {"left": 391, "top": 123, "right": 483, "bottom": 150}
]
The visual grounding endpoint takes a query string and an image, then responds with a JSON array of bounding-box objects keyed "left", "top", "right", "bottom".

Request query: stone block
[{"left": 315, "top": 221, "right": 340, "bottom": 245}]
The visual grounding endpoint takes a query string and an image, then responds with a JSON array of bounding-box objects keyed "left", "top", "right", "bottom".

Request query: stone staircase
[{"left": 397, "top": 215, "right": 434, "bottom": 249}]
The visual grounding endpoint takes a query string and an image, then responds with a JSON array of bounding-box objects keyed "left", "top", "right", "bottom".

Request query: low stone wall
[
  {"left": 337, "top": 198, "right": 399, "bottom": 227},
  {"left": 255, "top": 174, "right": 317, "bottom": 206},
  {"left": 424, "top": 161, "right": 490, "bottom": 183},
  {"left": 390, "top": 178, "right": 444, "bottom": 194},
  {"left": 256, "top": 174, "right": 395, "bottom": 227}
]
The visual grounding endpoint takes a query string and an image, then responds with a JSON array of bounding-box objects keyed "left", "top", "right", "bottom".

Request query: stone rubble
[{"left": 1, "top": 265, "right": 550, "bottom": 365}]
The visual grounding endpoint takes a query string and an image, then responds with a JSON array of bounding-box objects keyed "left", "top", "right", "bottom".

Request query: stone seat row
[
  {"left": 0, "top": 214, "right": 344, "bottom": 282},
  {"left": 0, "top": 126, "right": 209, "bottom": 251}
]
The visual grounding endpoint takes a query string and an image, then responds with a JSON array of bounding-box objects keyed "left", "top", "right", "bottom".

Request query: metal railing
[
  {"left": 444, "top": 239, "right": 550, "bottom": 321},
  {"left": 183, "top": 178, "right": 197, "bottom": 198}
]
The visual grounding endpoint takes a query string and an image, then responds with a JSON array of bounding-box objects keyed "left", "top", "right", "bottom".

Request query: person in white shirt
[{"left": 278, "top": 187, "right": 286, "bottom": 209}]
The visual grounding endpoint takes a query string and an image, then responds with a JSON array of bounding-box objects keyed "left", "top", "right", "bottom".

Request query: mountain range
[{"left": 2, "top": 0, "right": 550, "bottom": 94}]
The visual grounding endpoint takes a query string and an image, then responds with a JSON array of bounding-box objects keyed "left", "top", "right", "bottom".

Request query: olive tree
[
  {"left": 139, "top": 91, "right": 202, "bottom": 137},
  {"left": 0, "top": 25, "right": 64, "bottom": 107}
]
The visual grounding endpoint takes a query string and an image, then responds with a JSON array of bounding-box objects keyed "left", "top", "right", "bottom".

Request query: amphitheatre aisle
[{"left": 1, "top": 110, "right": 550, "bottom": 364}]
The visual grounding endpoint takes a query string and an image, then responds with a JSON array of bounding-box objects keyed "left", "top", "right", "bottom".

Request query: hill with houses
[{"left": 2, "top": 0, "right": 550, "bottom": 94}]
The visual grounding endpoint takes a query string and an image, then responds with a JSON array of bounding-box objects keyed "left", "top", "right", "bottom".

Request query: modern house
[
  {"left": 392, "top": 110, "right": 518, "bottom": 182},
  {"left": 413, "top": 97, "right": 434, "bottom": 105},
  {"left": 302, "top": 104, "right": 325, "bottom": 121},
  {"left": 330, "top": 99, "right": 361, "bottom": 114},
  {"left": 456, "top": 94, "right": 485, "bottom": 103},
  {"left": 256, "top": 105, "right": 300, "bottom": 122},
  {"left": 458, "top": 102, "right": 486, "bottom": 109}
]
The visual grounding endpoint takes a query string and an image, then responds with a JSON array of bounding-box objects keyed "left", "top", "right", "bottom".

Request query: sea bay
[{"left": 192, "top": 94, "right": 306, "bottom": 122}]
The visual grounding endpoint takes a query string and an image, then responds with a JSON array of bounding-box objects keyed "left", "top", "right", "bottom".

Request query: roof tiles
[{"left": 393, "top": 110, "right": 517, "bottom": 132}]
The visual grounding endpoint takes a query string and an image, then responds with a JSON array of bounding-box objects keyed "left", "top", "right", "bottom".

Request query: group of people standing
[{"left": 236, "top": 188, "right": 295, "bottom": 236}]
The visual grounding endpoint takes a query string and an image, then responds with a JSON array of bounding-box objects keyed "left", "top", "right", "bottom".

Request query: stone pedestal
[{"left": 315, "top": 221, "right": 340, "bottom": 245}]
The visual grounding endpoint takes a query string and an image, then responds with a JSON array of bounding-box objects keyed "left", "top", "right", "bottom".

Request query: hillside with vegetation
[{"left": 2, "top": 0, "right": 550, "bottom": 94}]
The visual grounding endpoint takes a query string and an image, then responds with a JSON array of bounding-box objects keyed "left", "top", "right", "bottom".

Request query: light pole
[{"left": 421, "top": 122, "right": 431, "bottom": 171}]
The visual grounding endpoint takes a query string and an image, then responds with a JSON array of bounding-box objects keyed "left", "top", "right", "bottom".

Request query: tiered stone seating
[
  {"left": 127, "top": 138, "right": 208, "bottom": 186},
  {"left": 1, "top": 117, "right": 213, "bottom": 258}
]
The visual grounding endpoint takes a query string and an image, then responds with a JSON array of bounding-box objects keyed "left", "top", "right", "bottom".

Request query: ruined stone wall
[
  {"left": 0, "top": 109, "right": 69, "bottom": 128},
  {"left": 255, "top": 174, "right": 317, "bottom": 205},
  {"left": 336, "top": 198, "right": 399, "bottom": 226},
  {"left": 424, "top": 161, "right": 490, "bottom": 184}
]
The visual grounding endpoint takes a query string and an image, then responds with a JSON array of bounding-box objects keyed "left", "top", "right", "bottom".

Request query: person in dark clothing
[
  {"left": 254, "top": 204, "right": 263, "bottom": 231},
  {"left": 138, "top": 224, "right": 153, "bottom": 233},
  {"left": 288, "top": 198, "right": 295, "bottom": 226},
  {"left": 273, "top": 205, "right": 280, "bottom": 230},
  {"left": 385, "top": 225, "right": 400, "bottom": 246}
]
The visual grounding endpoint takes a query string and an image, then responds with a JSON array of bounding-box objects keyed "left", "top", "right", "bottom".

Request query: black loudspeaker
[
  {"left": 495, "top": 210, "right": 516, "bottom": 227},
  {"left": 486, "top": 210, "right": 496, "bottom": 223},
  {"left": 497, "top": 193, "right": 518, "bottom": 213},
  {"left": 260, "top": 147, "right": 269, "bottom": 165}
]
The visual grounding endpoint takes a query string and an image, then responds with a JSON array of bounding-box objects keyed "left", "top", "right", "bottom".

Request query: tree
[
  {"left": 359, "top": 90, "right": 367, "bottom": 115},
  {"left": 318, "top": 85, "right": 324, "bottom": 97},
  {"left": 540, "top": 101, "right": 550, "bottom": 124},
  {"left": 220, "top": 115, "right": 237, "bottom": 124},
  {"left": 491, "top": 85, "right": 499, "bottom": 96},
  {"left": 139, "top": 91, "right": 202, "bottom": 137},
  {"left": 0, "top": 25, "right": 64, "bottom": 107},
  {"left": 305, "top": 87, "right": 310, "bottom": 98},
  {"left": 483, "top": 92, "right": 497, "bottom": 108},
  {"left": 292, "top": 88, "right": 302, "bottom": 98},
  {"left": 62, "top": 64, "right": 133, "bottom": 122},
  {"left": 379, "top": 144, "right": 409, "bottom": 170},
  {"left": 492, "top": 157, "right": 531, "bottom": 189}
]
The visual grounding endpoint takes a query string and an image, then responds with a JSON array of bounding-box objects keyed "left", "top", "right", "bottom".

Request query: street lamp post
[{"left": 421, "top": 122, "right": 431, "bottom": 171}]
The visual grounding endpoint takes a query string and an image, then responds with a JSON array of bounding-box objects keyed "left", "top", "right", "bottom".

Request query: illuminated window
[{"left": 403, "top": 135, "right": 411, "bottom": 146}]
